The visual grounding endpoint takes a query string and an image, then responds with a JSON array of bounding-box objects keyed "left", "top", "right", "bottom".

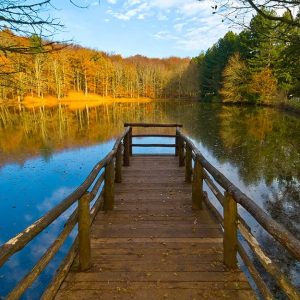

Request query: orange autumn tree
[{"left": 250, "top": 68, "right": 278, "bottom": 104}]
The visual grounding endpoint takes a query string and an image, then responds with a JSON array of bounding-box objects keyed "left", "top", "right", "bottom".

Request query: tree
[
  {"left": 197, "top": 31, "right": 241, "bottom": 98},
  {"left": 250, "top": 68, "right": 278, "bottom": 103},
  {"left": 239, "top": 12, "right": 299, "bottom": 96},
  {"left": 197, "top": 11, "right": 299, "bottom": 103},
  {"left": 0, "top": 1, "right": 63, "bottom": 54},
  {"left": 220, "top": 53, "right": 251, "bottom": 102}
]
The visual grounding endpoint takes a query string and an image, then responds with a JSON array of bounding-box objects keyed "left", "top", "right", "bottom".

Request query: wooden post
[
  {"left": 185, "top": 144, "right": 192, "bottom": 183},
  {"left": 175, "top": 129, "right": 179, "bottom": 156},
  {"left": 223, "top": 192, "right": 238, "bottom": 269},
  {"left": 115, "top": 145, "right": 122, "bottom": 183},
  {"left": 103, "top": 159, "right": 115, "bottom": 210},
  {"left": 123, "top": 131, "right": 130, "bottom": 166},
  {"left": 192, "top": 158, "right": 203, "bottom": 209},
  {"left": 178, "top": 137, "right": 184, "bottom": 167},
  {"left": 129, "top": 127, "right": 133, "bottom": 156},
  {"left": 78, "top": 193, "right": 91, "bottom": 271}
]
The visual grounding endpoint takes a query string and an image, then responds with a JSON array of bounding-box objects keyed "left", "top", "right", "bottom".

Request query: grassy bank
[{"left": 205, "top": 96, "right": 300, "bottom": 116}]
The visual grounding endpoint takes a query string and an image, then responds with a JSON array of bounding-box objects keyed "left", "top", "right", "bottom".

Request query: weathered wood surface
[{"left": 55, "top": 155, "right": 255, "bottom": 300}]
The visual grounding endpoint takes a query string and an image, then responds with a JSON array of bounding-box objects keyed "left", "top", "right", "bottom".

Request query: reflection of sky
[
  {"left": 132, "top": 137, "right": 175, "bottom": 155},
  {"left": 0, "top": 140, "right": 114, "bottom": 299}
]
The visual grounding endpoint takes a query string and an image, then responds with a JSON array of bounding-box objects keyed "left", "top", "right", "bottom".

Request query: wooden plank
[
  {"left": 89, "top": 237, "right": 224, "bottom": 244},
  {"left": 55, "top": 289, "right": 255, "bottom": 300},
  {"left": 91, "top": 223, "right": 221, "bottom": 230},
  {"left": 90, "top": 240, "right": 223, "bottom": 248},
  {"left": 65, "top": 271, "right": 249, "bottom": 282},
  {"left": 124, "top": 123, "right": 182, "bottom": 127},
  {"left": 90, "top": 228, "right": 222, "bottom": 238},
  {"left": 132, "top": 134, "right": 176, "bottom": 138},
  {"left": 60, "top": 281, "right": 251, "bottom": 290},
  {"left": 131, "top": 143, "right": 176, "bottom": 147}
]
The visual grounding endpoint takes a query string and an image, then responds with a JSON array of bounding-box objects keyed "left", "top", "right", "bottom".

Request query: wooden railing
[
  {"left": 0, "top": 127, "right": 131, "bottom": 300},
  {"left": 124, "top": 122, "right": 182, "bottom": 157},
  {"left": 176, "top": 128, "right": 300, "bottom": 300}
]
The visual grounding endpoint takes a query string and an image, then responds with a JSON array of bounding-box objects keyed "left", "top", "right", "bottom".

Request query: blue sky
[{"left": 51, "top": 0, "right": 236, "bottom": 58}]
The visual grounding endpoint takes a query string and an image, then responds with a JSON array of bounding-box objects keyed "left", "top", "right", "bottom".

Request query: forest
[
  {"left": 0, "top": 9, "right": 299, "bottom": 108},
  {"left": 0, "top": 30, "right": 199, "bottom": 101},
  {"left": 196, "top": 11, "right": 300, "bottom": 105}
]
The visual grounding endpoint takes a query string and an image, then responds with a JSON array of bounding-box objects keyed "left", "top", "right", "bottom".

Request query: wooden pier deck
[
  {"left": 55, "top": 155, "right": 254, "bottom": 299},
  {"left": 1, "top": 123, "right": 299, "bottom": 300}
]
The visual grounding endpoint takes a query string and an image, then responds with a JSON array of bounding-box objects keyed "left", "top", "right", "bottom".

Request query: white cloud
[
  {"left": 107, "top": 2, "right": 150, "bottom": 21},
  {"left": 127, "top": 0, "right": 141, "bottom": 5},
  {"left": 180, "top": 1, "right": 211, "bottom": 16},
  {"left": 37, "top": 187, "right": 75, "bottom": 212},
  {"left": 174, "top": 22, "right": 185, "bottom": 32},
  {"left": 137, "top": 14, "right": 145, "bottom": 19},
  {"left": 105, "top": 0, "right": 235, "bottom": 53},
  {"left": 154, "top": 30, "right": 179, "bottom": 40},
  {"left": 91, "top": 1, "right": 101, "bottom": 6},
  {"left": 176, "top": 20, "right": 230, "bottom": 51},
  {"left": 107, "top": 0, "right": 212, "bottom": 22},
  {"left": 157, "top": 12, "right": 168, "bottom": 21}
]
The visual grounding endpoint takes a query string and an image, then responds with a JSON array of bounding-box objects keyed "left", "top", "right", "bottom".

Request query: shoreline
[
  {"left": 215, "top": 100, "right": 300, "bottom": 116},
  {"left": 0, "top": 94, "right": 198, "bottom": 108},
  {"left": 1, "top": 95, "right": 299, "bottom": 116}
]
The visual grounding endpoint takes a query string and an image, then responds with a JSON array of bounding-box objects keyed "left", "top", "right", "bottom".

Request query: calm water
[{"left": 0, "top": 101, "right": 299, "bottom": 299}]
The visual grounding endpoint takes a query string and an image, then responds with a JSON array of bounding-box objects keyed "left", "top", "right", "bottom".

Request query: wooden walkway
[
  {"left": 55, "top": 155, "right": 255, "bottom": 299},
  {"left": 2, "top": 124, "right": 299, "bottom": 299}
]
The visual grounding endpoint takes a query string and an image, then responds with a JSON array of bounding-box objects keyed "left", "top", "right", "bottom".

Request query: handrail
[
  {"left": 177, "top": 128, "right": 300, "bottom": 260},
  {"left": 0, "top": 154, "right": 110, "bottom": 267},
  {"left": 176, "top": 128, "right": 300, "bottom": 299},
  {"left": 123, "top": 123, "right": 180, "bottom": 155},
  {"left": 124, "top": 122, "right": 182, "bottom": 127},
  {"left": 0, "top": 127, "right": 130, "bottom": 299}
]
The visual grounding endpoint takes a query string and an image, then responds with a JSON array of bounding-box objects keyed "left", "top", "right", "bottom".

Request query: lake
[{"left": 0, "top": 100, "right": 299, "bottom": 299}]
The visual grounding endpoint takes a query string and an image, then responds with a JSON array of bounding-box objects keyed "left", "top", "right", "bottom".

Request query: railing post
[
  {"left": 223, "top": 192, "right": 238, "bottom": 269},
  {"left": 115, "top": 145, "right": 122, "bottom": 183},
  {"left": 185, "top": 144, "right": 192, "bottom": 183},
  {"left": 178, "top": 137, "right": 184, "bottom": 167},
  {"left": 78, "top": 192, "right": 91, "bottom": 271},
  {"left": 175, "top": 128, "right": 179, "bottom": 156},
  {"left": 192, "top": 158, "right": 203, "bottom": 209},
  {"left": 103, "top": 158, "right": 115, "bottom": 210},
  {"left": 123, "top": 129, "right": 130, "bottom": 166},
  {"left": 129, "top": 127, "right": 133, "bottom": 156}
]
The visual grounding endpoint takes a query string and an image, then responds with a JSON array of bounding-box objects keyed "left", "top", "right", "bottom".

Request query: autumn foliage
[
  {"left": 0, "top": 30, "right": 199, "bottom": 101},
  {"left": 250, "top": 68, "right": 278, "bottom": 104}
]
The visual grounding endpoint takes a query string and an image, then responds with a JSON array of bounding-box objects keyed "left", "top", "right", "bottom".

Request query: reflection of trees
[
  {"left": 179, "top": 105, "right": 300, "bottom": 189},
  {"left": 169, "top": 104, "right": 300, "bottom": 231},
  {"left": 0, "top": 101, "right": 178, "bottom": 165},
  {"left": 263, "top": 176, "right": 300, "bottom": 239}
]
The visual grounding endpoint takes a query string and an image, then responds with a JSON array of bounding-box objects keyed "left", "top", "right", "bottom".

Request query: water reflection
[{"left": 0, "top": 101, "right": 299, "bottom": 298}]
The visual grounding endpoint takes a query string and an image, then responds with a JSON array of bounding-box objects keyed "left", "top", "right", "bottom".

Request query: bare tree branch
[{"left": 205, "top": 0, "right": 300, "bottom": 28}]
